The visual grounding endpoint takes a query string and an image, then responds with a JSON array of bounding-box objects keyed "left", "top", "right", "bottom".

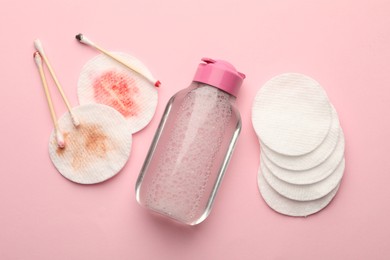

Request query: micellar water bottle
[{"left": 135, "top": 58, "right": 245, "bottom": 225}]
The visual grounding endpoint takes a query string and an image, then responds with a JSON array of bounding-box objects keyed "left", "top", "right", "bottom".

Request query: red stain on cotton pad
[{"left": 93, "top": 70, "right": 140, "bottom": 117}]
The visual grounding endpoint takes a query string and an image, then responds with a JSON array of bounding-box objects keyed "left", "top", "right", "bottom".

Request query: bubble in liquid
[{"left": 145, "top": 86, "right": 232, "bottom": 222}]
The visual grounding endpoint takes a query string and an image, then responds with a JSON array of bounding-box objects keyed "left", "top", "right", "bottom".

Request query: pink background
[{"left": 1, "top": 0, "right": 390, "bottom": 259}]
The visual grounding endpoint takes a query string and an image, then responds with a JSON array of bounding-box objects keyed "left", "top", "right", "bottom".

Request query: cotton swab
[
  {"left": 75, "top": 33, "right": 161, "bottom": 88},
  {"left": 34, "top": 39, "right": 80, "bottom": 127},
  {"left": 34, "top": 51, "right": 65, "bottom": 149}
]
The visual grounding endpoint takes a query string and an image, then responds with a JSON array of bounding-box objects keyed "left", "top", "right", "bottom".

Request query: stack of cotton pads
[{"left": 252, "top": 73, "right": 345, "bottom": 217}]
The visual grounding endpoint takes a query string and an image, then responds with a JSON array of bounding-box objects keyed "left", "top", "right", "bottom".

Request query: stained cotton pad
[
  {"left": 48, "top": 104, "right": 132, "bottom": 184},
  {"left": 261, "top": 131, "right": 345, "bottom": 185},
  {"left": 261, "top": 106, "right": 341, "bottom": 171},
  {"left": 258, "top": 168, "right": 340, "bottom": 217},
  {"left": 78, "top": 52, "right": 158, "bottom": 133},
  {"left": 261, "top": 156, "right": 344, "bottom": 201},
  {"left": 252, "top": 73, "right": 332, "bottom": 156}
]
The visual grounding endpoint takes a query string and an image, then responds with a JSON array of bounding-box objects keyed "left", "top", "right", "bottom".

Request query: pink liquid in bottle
[{"left": 136, "top": 58, "right": 245, "bottom": 225}]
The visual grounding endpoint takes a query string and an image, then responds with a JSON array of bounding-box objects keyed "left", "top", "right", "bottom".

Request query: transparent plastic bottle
[{"left": 135, "top": 58, "right": 245, "bottom": 225}]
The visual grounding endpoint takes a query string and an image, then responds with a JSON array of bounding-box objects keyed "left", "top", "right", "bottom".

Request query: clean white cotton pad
[
  {"left": 77, "top": 52, "right": 158, "bottom": 133},
  {"left": 258, "top": 167, "right": 340, "bottom": 217},
  {"left": 48, "top": 104, "right": 132, "bottom": 184},
  {"left": 252, "top": 73, "right": 332, "bottom": 156},
  {"left": 261, "top": 131, "right": 345, "bottom": 185},
  {"left": 261, "top": 106, "right": 340, "bottom": 171},
  {"left": 261, "top": 156, "right": 345, "bottom": 201}
]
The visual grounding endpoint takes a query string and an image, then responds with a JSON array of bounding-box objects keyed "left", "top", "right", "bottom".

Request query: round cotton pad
[
  {"left": 261, "top": 131, "right": 345, "bottom": 185},
  {"left": 258, "top": 168, "right": 340, "bottom": 217},
  {"left": 77, "top": 52, "right": 158, "bottom": 133},
  {"left": 261, "top": 156, "right": 345, "bottom": 201},
  {"left": 252, "top": 73, "right": 332, "bottom": 156},
  {"left": 48, "top": 104, "right": 132, "bottom": 184},
  {"left": 261, "top": 106, "right": 340, "bottom": 171}
]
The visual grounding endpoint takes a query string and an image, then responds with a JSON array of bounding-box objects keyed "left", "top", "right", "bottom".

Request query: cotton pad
[
  {"left": 258, "top": 168, "right": 340, "bottom": 217},
  {"left": 261, "top": 131, "right": 345, "bottom": 185},
  {"left": 261, "top": 106, "right": 340, "bottom": 171},
  {"left": 252, "top": 73, "right": 332, "bottom": 156},
  {"left": 48, "top": 104, "right": 132, "bottom": 184},
  {"left": 78, "top": 52, "right": 158, "bottom": 133},
  {"left": 261, "top": 156, "right": 344, "bottom": 201}
]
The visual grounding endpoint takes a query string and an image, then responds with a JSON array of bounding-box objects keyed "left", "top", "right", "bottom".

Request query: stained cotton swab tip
[
  {"left": 55, "top": 129, "right": 65, "bottom": 149},
  {"left": 75, "top": 33, "right": 95, "bottom": 46}
]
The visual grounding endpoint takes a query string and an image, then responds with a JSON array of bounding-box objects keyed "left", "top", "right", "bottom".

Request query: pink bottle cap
[{"left": 193, "top": 58, "right": 246, "bottom": 97}]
